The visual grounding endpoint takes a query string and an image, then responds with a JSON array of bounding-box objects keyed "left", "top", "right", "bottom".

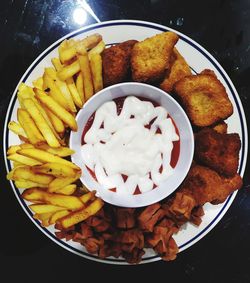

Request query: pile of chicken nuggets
[{"left": 101, "top": 30, "right": 243, "bottom": 225}]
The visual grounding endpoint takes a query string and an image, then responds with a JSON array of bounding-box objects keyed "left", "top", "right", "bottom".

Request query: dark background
[{"left": 0, "top": 0, "right": 250, "bottom": 282}]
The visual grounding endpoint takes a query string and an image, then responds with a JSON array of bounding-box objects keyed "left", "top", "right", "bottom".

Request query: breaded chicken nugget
[
  {"left": 174, "top": 71, "right": 233, "bottom": 127},
  {"left": 160, "top": 48, "right": 192, "bottom": 93},
  {"left": 195, "top": 128, "right": 241, "bottom": 176},
  {"left": 102, "top": 40, "right": 138, "bottom": 87},
  {"left": 131, "top": 31, "right": 179, "bottom": 83},
  {"left": 167, "top": 164, "right": 242, "bottom": 223}
]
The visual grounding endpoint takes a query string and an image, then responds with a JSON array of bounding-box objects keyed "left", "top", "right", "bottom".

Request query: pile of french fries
[{"left": 6, "top": 33, "right": 106, "bottom": 229}]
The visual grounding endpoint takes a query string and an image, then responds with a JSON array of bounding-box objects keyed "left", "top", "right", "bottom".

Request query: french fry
[
  {"left": 48, "top": 173, "right": 81, "bottom": 193},
  {"left": 8, "top": 121, "right": 27, "bottom": 138},
  {"left": 57, "top": 61, "right": 80, "bottom": 81},
  {"left": 35, "top": 144, "right": 74, "bottom": 157},
  {"left": 15, "top": 180, "right": 46, "bottom": 189},
  {"left": 22, "top": 188, "right": 84, "bottom": 210},
  {"left": 79, "top": 191, "right": 95, "bottom": 204},
  {"left": 34, "top": 89, "right": 77, "bottom": 131},
  {"left": 90, "top": 53, "right": 103, "bottom": 93},
  {"left": 78, "top": 53, "right": 94, "bottom": 100},
  {"left": 49, "top": 210, "right": 70, "bottom": 225},
  {"left": 76, "top": 72, "right": 85, "bottom": 104},
  {"left": 13, "top": 162, "right": 23, "bottom": 168},
  {"left": 88, "top": 40, "right": 105, "bottom": 59},
  {"left": 59, "top": 34, "right": 102, "bottom": 63},
  {"left": 23, "top": 98, "right": 60, "bottom": 148},
  {"left": 17, "top": 83, "right": 35, "bottom": 107},
  {"left": 67, "top": 77, "right": 83, "bottom": 108},
  {"left": 34, "top": 212, "right": 54, "bottom": 227},
  {"left": 43, "top": 73, "right": 70, "bottom": 111},
  {"left": 44, "top": 106, "right": 65, "bottom": 136},
  {"left": 51, "top": 57, "right": 63, "bottom": 71},
  {"left": 29, "top": 204, "right": 65, "bottom": 214},
  {"left": 55, "top": 79, "right": 77, "bottom": 113},
  {"left": 59, "top": 198, "right": 104, "bottom": 229},
  {"left": 32, "top": 162, "right": 80, "bottom": 178},
  {"left": 12, "top": 166, "right": 54, "bottom": 185},
  {"left": 20, "top": 143, "right": 35, "bottom": 149},
  {"left": 17, "top": 108, "right": 45, "bottom": 145},
  {"left": 56, "top": 184, "right": 77, "bottom": 195},
  {"left": 17, "top": 148, "right": 79, "bottom": 169},
  {"left": 32, "top": 77, "right": 44, "bottom": 90},
  {"left": 7, "top": 153, "right": 43, "bottom": 166},
  {"left": 7, "top": 145, "right": 22, "bottom": 155}
]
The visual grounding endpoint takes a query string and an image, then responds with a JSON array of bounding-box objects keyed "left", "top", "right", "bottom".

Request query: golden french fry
[
  {"left": 59, "top": 34, "right": 102, "bottom": 63},
  {"left": 17, "top": 148, "right": 79, "bottom": 169},
  {"left": 7, "top": 153, "right": 43, "bottom": 166},
  {"left": 55, "top": 79, "right": 77, "bottom": 113},
  {"left": 6, "top": 169, "right": 15, "bottom": 180},
  {"left": 51, "top": 57, "right": 63, "bottom": 71},
  {"left": 34, "top": 212, "right": 54, "bottom": 226},
  {"left": 17, "top": 108, "right": 45, "bottom": 145},
  {"left": 44, "top": 67, "right": 57, "bottom": 80},
  {"left": 48, "top": 173, "right": 81, "bottom": 193},
  {"left": 57, "top": 61, "right": 80, "bottom": 81},
  {"left": 79, "top": 191, "right": 95, "bottom": 204},
  {"left": 32, "top": 162, "right": 80, "bottom": 178},
  {"left": 49, "top": 210, "right": 70, "bottom": 225},
  {"left": 12, "top": 166, "right": 54, "bottom": 185},
  {"left": 13, "top": 161, "right": 23, "bottom": 168},
  {"left": 7, "top": 145, "right": 21, "bottom": 155},
  {"left": 17, "top": 83, "right": 35, "bottom": 107},
  {"left": 34, "top": 89, "right": 77, "bottom": 131},
  {"left": 29, "top": 204, "right": 65, "bottom": 214},
  {"left": 35, "top": 144, "right": 74, "bottom": 157},
  {"left": 43, "top": 73, "right": 70, "bottom": 111},
  {"left": 23, "top": 98, "right": 60, "bottom": 148},
  {"left": 59, "top": 198, "right": 104, "bottom": 229},
  {"left": 32, "top": 77, "right": 44, "bottom": 90},
  {"left": 8, "top": 121, "right": 27, "bottom": 138},
  {"left": 76, "top": 72, "right": 85, "bottom": 104},
  {"left": 78, "top": 53, "right": 94, "bottom": 100},
  {"left": 90, "top": 53, "right": 103, "bottom": 93},
  {"left": 22, "top": 188, "right": 84, "bottom": 210},
  {"left": 15, "top": 180, "right": 46, "bottom": 189},
  {"left": 44, "top": 106, "right": 65, "bottom": 136},
  {"left": 66, "top": 77, "right": 83, "bottom": 108},
  {"left": 20, "top": 143, "right": 35, "bottom": 149},
  {"left": 88, "top": 40, "right": 105, "bottom": 59},
  {"left": 56, "top": 184, "right": 77, "bottom": 195}
]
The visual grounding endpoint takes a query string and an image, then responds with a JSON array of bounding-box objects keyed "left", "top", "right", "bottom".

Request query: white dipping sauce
[{"left": 81, "top": 96, "right": 179, "bottom": 195}]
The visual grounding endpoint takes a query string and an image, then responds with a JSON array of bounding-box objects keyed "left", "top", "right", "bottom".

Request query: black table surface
[{"left": 1, "top": 0, "right": 250, "bottom": 282}]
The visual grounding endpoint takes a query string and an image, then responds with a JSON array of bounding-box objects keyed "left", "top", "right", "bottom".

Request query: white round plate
[{"left": 3, "top": 20, "right": 248, "bottom": 264}]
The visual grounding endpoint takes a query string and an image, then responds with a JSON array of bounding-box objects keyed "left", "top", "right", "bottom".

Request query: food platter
[{"left": 3, "top": 20, "right": 248, "bottom": 264}]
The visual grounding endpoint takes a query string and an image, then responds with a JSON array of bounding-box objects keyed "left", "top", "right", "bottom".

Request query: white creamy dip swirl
[{"left": 81, "top": 96, "right": 179, "bottom": 195}]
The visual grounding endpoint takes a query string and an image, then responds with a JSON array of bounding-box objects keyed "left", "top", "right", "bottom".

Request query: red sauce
[{"left": 82, "top": 96, "right": 180, "bottom": 194}]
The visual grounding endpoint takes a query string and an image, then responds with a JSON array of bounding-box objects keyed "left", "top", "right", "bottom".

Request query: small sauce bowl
[{"left": 70, "top": 82, "right": 194, "bottom": 207}]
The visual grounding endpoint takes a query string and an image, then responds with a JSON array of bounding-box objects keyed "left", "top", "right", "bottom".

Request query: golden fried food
[
  {"left": 167, "top": 164, "right": 242, "bottom": 222},
  {"left": 131, "top": 32, "right": 179, "bottom": 83},
  {"left": 174, "top": 70, "right": 233, "bottom": 127},
  {"left": 212, "top": 121, "right": 228, "bottom": 134},
  {"left": 102, "top": 40, "right": 138, "bottom": 87},
  {"left": 160, "top": 48, "right": 191, "bottom": 93},
  {"left": 195, "top": 128, "right": 241, "bottom": 176}
]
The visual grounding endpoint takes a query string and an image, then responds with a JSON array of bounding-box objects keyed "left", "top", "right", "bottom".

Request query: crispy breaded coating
[
  {"left": 102, "top": 40, "right": 138, "bottom": 87},
  {"left": 174, "top": 71, "right": 233, "bottom": 127},
  {"left": 167, "top": 164, "right": 242, "bottom": 223},
  {"left": 212, "top": 121, "right": 228, "bottom": 134},
  {"left": 160, "top": 48, "right": 192, "bottom": 93},
  {"left": 131, "top": 31, "right": 179, "bottom": 83},
  {"left": 195, "top": 128, "right": 241, "bottom": 177}
]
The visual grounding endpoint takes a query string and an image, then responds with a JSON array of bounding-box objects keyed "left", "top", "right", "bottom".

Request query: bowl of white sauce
[{"left": 70, "top": 82, "right": 194, "bottom": 207}]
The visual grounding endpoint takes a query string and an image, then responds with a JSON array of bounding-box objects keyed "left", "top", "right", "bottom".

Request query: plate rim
[{"left": 3, "top": 19, "right": 248, "bottom": 265}]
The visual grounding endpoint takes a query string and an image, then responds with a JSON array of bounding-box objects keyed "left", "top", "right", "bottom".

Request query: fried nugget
[
  {"left": 160, "top": 48, "right": 192, "bottom": 93},
  {"left": 102, "top": 40, "right": 138, "bottom": 87},
  {"left": 167, "top": 164, "right": 242, "bottom": 222},
  {"left": 195, "top": 128, "right": 241, "bottom": 177},
  {"left": 174, "top": 71, "right": 233, "bottom": 127},
  {"left": 131, "top": 31, "right": 179, "bottom": 83}
]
